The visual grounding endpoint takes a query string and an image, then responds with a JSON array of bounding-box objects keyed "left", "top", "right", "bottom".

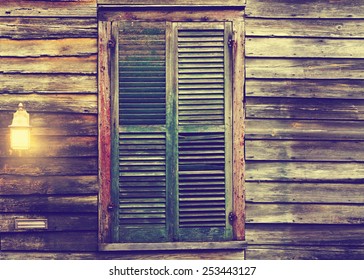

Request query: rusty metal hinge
[
  {"left": 108, "top": 39, "right": 116, "bottom": 48},
  {"left": 228, "top": 212, "right": 236, "bottom": 224}
]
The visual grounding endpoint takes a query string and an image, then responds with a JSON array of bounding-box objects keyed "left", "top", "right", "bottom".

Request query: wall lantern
[{"left": 9, "top": 103, "right": 31, "bottom": 150}]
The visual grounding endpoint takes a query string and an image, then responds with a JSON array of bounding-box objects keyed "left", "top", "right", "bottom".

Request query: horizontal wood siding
[
  {"left": 245, "top": 0, "right": 364, "bottom": 260},
  {"left": 0, "top": 0, "right": 98, "bottom": 254}
]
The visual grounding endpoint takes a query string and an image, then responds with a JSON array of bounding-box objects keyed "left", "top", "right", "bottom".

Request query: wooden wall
[
  {"left": 0, "top": 0, "right": 99, "bottom": 254},
  {"left": 245, "top": 0, "right": 364, "bottom": 259}
]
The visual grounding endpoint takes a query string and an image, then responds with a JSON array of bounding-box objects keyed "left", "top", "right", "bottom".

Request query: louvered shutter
[{"left": 173, "top": 22, "right": 233, "bottom": 241}]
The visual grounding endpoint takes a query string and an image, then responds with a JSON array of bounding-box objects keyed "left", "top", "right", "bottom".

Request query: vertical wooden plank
[
  {"left": 166, "top": 21, "right": 179, "bottom": 241},
  {"left": 98, "top": 21, "right": 112, "bottom": 244},
  {"left": 224, "top": 21, "right": 234, "bottom": 239},
  {"left": 232, "top": 19, "right": 245, "bottom": 240}
]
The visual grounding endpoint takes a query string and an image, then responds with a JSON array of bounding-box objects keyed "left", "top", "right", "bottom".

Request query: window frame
[{"left": 98, "top": 8, "right": 245, "bottom": 250}]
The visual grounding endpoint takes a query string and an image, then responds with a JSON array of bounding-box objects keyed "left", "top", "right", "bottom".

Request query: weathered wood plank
[
  {"left": 245, "top": 0, "right": 364, "bottom": 19},
  {"left": 0, "top": 232, "right": 98, "bottom": 251},
  {"left": 246, "top": 119, "right": 364, "bottom": 140},
  {"left": 246, "top": 79, "right": 364, "bottom": 99},
  {"left": 246, "top": 182, "right": 364, "bottom": 204},
  {"left": 246, "top": 59, "right": 364, "bottom": 79},
  {"left": 246, "top": 97, "right": 364, "bottom": 120},
  {"left": 0, "top": 113, "right": 97, "bottom": 136},
  {"left": 0, "top": 157, "right": 97, "bottom": 176},
  {"left": 0, "top": 0, "right": 96, "bottom": 18},
  {"left": 0, "top": 214, "right": 97, "bottom": 232},
  {"left": 98, "top": 0, "right": 245, "bottom": 6},
  {"left": 246, "top": 162, "right": 364, "bottom": 182},
  {"left": 246, "top": 245, "right": 364, "bottom": 260},
  {"left": 0, "top": 94, "right": 97, "bottom": 114},
  {"left": 0, "top": 175, "right": 98, "bottom": 195},
  {"left": 0, "top": 136, "right": 97, "bottom": 158},
  {"left": 0, "top": 38, "right": 96, "bottom": 57},
  {"left": 246, "top": 38, "right": 364, "bottom": 58},
  {"left": 247, "top": 204, "right": 364, "bottom": 224},
  {"left": 0, "top": 74, "right": 97, "bottom": 93},
  {"left": 246, "top": 18, "right": 364, "bottom": 38},
  {"left": 246, "top": 224, "right": 364, "bottom": 246},
  {"left": 0, "top": 250, "right": 245, "bottom": 260},
  {"left": 0, "top": 196, "right": 97, "bottom": 213},
  {"left": 0, "top": 18, "right": 97, "bottom": 39},
  {"left": 246, "top": 140, "right": 364, "bottom": 162},
  {"left": 0, "top": 56, "right": 97, "bottom": 74}
]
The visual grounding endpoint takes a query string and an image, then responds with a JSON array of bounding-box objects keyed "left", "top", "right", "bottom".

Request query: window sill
[{"left": 99, "top": 241, "right": 247, "bottom": 252}]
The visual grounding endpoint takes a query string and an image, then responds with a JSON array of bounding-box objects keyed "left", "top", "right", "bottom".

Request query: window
[{"left": 99, "top": 9, "right": 245, "bottom": 246}]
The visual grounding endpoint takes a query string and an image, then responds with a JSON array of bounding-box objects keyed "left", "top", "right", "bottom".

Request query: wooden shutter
[
  {"left": 172, "top": 22, "right": 233, "bottom": 241},
  {"left": 115, "top": 21, "right": 169, "bottom": 242}
]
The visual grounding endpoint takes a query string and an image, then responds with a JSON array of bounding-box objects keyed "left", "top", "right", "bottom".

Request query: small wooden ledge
[{"left": 99, "top": 241, "right": 247, "bottom": 252}]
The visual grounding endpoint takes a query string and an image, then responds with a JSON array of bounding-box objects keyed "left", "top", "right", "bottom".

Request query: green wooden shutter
[
  {"left": 116, "top": 21, "right": 169, "bottom": 242},
  {"left": 173, "top": 22, "right": 233, "bottom": 241}
]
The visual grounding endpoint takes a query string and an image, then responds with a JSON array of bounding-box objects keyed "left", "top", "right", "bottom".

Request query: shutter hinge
[
  {"left": 107, "top": 39, "right": 116, "bottom": 49},
  {"left": 228, "top": 38, "right": 235, "bottom": 48},
  {"left": 228, "top": 212, "right": 237, "bottom": 224},
  {"left": 107, "top": 203, "right": 115, "bottom": 211}
]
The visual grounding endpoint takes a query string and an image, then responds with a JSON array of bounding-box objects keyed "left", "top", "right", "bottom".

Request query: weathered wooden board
[
  {"left": 246, "top": 182, "right": 364, "bottom": 204},
  {"left": 0, "top": 157, "right": 97, "bottom": 176},
  {"left": 246, "top": 204, "right": 364, "bottom": 224},
  {"left": 0, "top": 38, "right": 96, "bottom": 57},
  {"left": 0, "top": 196, "right": 97, "bottom": 213},
  {"left": 0, "top": 74, "right": 97, "bottom": 93},
  {"left": 246, "top": 140, "right": 364, "bottom": 162},
  {"left": 0, "top": 0, "right": 96, "bottom": 18},
  {"left": 0, "top": 250, "right": 245, "bottom": 260},
  {"left": 0, "top": 56, "right": 97, "bottom": 74},
  {"left": 0, "top": 113, "right": 97, "bottom": 136},
  {"left": 246, "top": 38, "right": 364, "bottom": 58},
  {"left": 0, "top": 175, "right": 98, "bottom": 195},
  {"left": 246, "top": 119, "right": 364, "bottom": 140},
  {"left": 0, "top": 136, "right": 97, "bottom": 158},
  {"left": 245, "top": 224, "right": 364, "bottom": 246},
  {"left": 246, "top": 18, "right": 364, "bottom": 38},
  {"left": 0, "top": 232, "right": 98, "bottom": 251},
  {"left": 246, "top": 162, "right": 364, "bottom": 182},
  {"left": 246, "top": 79, "right": 364, "bottom": 99},
  {"left": 0, "top": 213, "right": 97, "bottom": 232},
  {"left": 0, "top": 94, "right": 97, "bottom": 114},
  {"left": 246, "top": 59, "right": 364, "bottom": 79},
  {"left": 245, "top": 0, "right": 364, "bottom": 19},
  {"left": 246, "top": 97, "right": 364, "bottom": 120},
  {"left": 246, "top": 245, "right": 364, "bottom": 260},
  {"left": 98, "top": 0, "right": 245, "bottom": 6},
  {"left": 0, "top": 18, "right": 97, "bottom": 39}
]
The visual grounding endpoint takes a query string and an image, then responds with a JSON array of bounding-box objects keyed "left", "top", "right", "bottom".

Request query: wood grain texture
[
  {"left": 0, "top": 56, "right": 97, "bottom": 74},
  {"left": 246, "top": 204, "right": 364, "bottom": 224},
  {"left": 246, "top": 97, "right": 364, "bottom": 120},
  {"left": 246, "top": 162, "right": 364, "bottom": 182},
  {"left": 98, "top": 0, "right": 245, "bottom": 6},
  {"left": 246, "top": 59, "right": 364, "bottom": 79},
  {"left": 246, "top": 245, "right": 364, "bottom": 260},
  {"left": 245, "top": 224, "right": 364, "bottom": 246},
  {"left": 0, "top": 74, "right": 97, "bottom": 93},
  {"left": 0, "top": 196, "right": 97, "bottom": 213},
  {"left": 246, "top": 18, "right": 364, "bottom": 38},
  {"left": 246, "top": 79, "right": 364, "bottom": 99},
  {"left": 0, "top": 213, "right": 97, "bottom": 232},
  {"left": 246, "top": 140, "right": 364, "bottom": 162},
  {"left": 245, "top": 0, "right": 364, "bottom": 19},
  {"left": 0, "top": 232, "right": 98, "bottom": 251},
  {"left": 0, "top": 38, "right": 96, "bottom": 57},
  {"left": 0, "top": 157, "right": 97, "bottom": 176},
  {"left": 0, "top": 0, "right": 96, "bottom": 18},
  {"left": 246, "top": 37, "right": 364, "bottom": 58},
  {"left": 0, "top": 175, "right": 98, "bottom": 195},
  {"left": 246, "top": 182, "right": 364, "bottom": 204},
  {"left": 0, "top": 17, "right": 97, "bottom": 39},
  {"left": 246, "top": 119, "right": 364, "bottom": 140}
]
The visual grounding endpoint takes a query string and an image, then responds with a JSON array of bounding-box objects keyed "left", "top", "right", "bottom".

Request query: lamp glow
[{"left": 9, "top": 103, "right": 31, "bottom": 150}]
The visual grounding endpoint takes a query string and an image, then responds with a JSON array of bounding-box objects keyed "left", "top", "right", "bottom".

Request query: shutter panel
[
  {"left": 116, "top": 22, "right": 169, "bottom": 242},
  {"left": 175, "top": 22, "right": 233, "bottom": 241}
]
